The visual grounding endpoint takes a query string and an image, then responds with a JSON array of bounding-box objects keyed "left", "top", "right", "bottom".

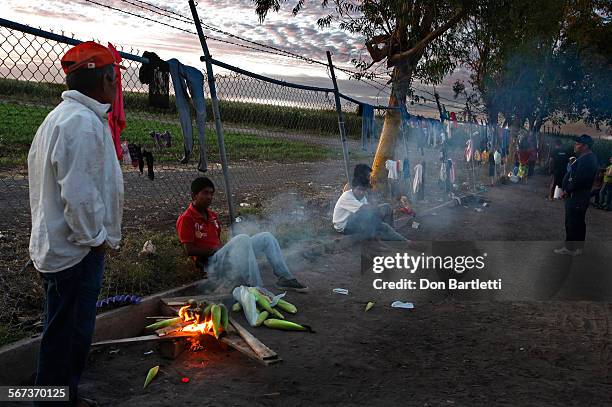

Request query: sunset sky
[
  {"left": 0, "top": 0, "right": 608, "bottom": 136},
  {"left": 0, "top": 0, "right": 463, "bottom": 116}
]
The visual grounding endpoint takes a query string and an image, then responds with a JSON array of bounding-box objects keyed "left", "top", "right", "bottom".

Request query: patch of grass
[
  {"left": 103, "top": 229, "right": 200, "bottom": 297},
  {"left": 0, "top": 102, "right": 337, "bottom": 167},
  {"left": 236, "top": 206, "right": 264, "bottom": 217}
]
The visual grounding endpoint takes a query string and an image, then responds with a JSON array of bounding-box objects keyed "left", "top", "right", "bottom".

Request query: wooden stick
[
  {"left": 229, "top": 317, "right": 278, "bottom": 360},
  {"left": 92, "top": 333, "right": 194, "bottom": 347},
  {"left": 155, "top": 320, "right": 193, "bottom": 337}
]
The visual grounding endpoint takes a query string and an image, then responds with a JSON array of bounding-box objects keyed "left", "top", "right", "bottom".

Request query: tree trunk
[
  {"left": 508, "top": 115, "right": 522, "bottom": 162},
  {"left": 371, "top": 63, "right": 411, "bottom": 188}
]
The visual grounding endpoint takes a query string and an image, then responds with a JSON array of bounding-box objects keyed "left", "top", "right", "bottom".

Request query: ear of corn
[
  {"left": 365, "top": 302, "right": 375, "bottom": 312},
  {"left": 255, "top": 310, "right": 269, "bottom": 326},
  {"left": 263, "top": 319, "right": 313, "bottom": 332},
  {"left": 143, "top": 365, "right": 159, "bottom": 389},
  {"left": 211, "top": 304, "right": 222, "bottom": 338},
  {"left": 270, "top": 308, "right": 285, "bottom": 320},
  {"left": 231, "top": 302, "right": 242, "bottom": 312},
  {"left": 276, "top": 299, "right": 297, "bottom": 314},
  {"left": 145, "top": 317, "right": 182, "bottom": 330},
  {"left": 203, "top": 303, "right": 213, "bottom": 320},
  {"left": 249, "top": 288, "right": 274, "bottom": 314},
  {"left": 219, "top": 304, "right": 229, "bottom": 330},
  {"left": 187, "top": 299, "right": 197, "bottom": 308}
]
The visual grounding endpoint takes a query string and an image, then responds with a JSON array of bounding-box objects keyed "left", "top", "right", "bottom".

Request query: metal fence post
[
  {"left": 326, "top": 51, "right": 351, "bottom": 186},
  {"left": 188, "top": 0, "right": 236, "bottom": 226}
]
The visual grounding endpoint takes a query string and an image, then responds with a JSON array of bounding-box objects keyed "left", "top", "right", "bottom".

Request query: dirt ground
[
  {"left": 20, "top": 173, "right": 607, "bottom": 407},
  {"left": 398, "top": 172, "right": 612, "bottom": 241}
]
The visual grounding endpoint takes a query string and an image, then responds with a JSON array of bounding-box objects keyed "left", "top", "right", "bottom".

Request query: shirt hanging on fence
[
  {"left": 107, "top": 43, "right": 125, "bottom": 161},
  {"left": 139, "top": 51, "right": 170, "bottom": 109},
  {"left": 494, "top": 150, "right": 502, "bottom": 165},
  {"left": 386, "top": 159, "right": 400, "bottom": 180},
  {"left": 413, "top": 164, "right": 423, "bottom": 195}
]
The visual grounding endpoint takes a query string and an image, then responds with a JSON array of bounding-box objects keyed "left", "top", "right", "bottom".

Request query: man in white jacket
[
  {"left": 332, "top": 173, "right": 406, "bottom": 241},
  {"left": 28, "top": 41, "right": 124, "bottom": 407}
]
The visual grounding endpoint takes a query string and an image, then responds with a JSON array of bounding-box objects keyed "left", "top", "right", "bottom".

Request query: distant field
[
  {"left": 0, "top": 102, "right": 339, "bottom": 167},
  {"left": 0, "top": 77, "right": 362, "bottom": 138}
]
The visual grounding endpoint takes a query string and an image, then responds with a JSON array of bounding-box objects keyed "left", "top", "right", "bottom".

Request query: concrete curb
[{"left": 0, "top": 279, "right": 205, "bottom": 385}]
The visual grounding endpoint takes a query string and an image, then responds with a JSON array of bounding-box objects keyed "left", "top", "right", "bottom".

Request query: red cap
[{"left": 61, "top": 41, "right": 126, "bottom": 74}]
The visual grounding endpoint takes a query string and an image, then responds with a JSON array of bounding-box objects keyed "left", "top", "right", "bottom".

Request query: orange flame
[{"left": 178, "top": 305, "right": 215, "bottom": 336}]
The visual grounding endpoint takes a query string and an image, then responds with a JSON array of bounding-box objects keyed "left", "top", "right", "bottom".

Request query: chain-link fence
[
  {"left": 0, "top": 20, "right": 365, "bottom": 345},
  {"left": 0, "top": 18, "right": 513, "bottom": 346}
]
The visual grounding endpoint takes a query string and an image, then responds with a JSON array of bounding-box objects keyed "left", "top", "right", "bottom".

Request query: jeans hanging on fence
[
  {"left": 167, "top": 59, "right": 208, "bottom": 172},
  {"left": 361, "top": 104, "right": 375, "bottom": 151}
]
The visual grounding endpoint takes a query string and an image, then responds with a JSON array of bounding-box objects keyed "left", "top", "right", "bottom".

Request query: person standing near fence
[
  {"left": 548, "top": 139, "right": 568, "bottom": 200},
  {"left": 598, "top": 156, "right": 612, "bottom": 211},
  {"left": 554, "top": 135, "right": 598, "bottom": 256},
  {"left": 27, "top": 42, "right": 124, "bottom": 407}
]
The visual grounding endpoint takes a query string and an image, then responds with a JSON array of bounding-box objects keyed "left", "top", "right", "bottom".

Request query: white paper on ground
[{"left": 391, "top": 301, "right": 414, "bottom": 309}]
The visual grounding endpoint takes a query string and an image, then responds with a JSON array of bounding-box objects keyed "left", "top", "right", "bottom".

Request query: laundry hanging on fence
[
  {"left": 402, "top": 158, "right": 410, "bottom": 180},
  {"left": 361, "top": 104, "right": 374, "bottom": 151},
  {"left": 121, "top": 141, "right": 131, "bottom": 165},
  {"left": 167, "top": 58, "right": 208, "bottom": 172},
  {"left": 127, "top": 143, "right": 144, "bottom": 174},
  {"left": 107, "top": 43, "right": 125, "bottom": 161},
  {"left": 413, "top": 163, "right": 423, "bottom": 195},
  {"left": 494, "top": 150, "right": 502, "bottom": 165},
  {"left": 501, "top": 127, "right": 510, "bottom": 156},
  {"left": 385, "top": 159, "right": 400, "bottom": 180},
  {"left": 139, "top": 51, "right": 170, "bottom": 109},
  {"left": 142, "top": 148, "right": 155, "bottom": 180},
  {"left": 448, "top": 159, "right": 456, "bottom": 184},
  {"left": 440, "top": 162, "right": 447, "bottom": 182},
  {"left": 465, "top": 139, "right": 473, "bottom": 162}
]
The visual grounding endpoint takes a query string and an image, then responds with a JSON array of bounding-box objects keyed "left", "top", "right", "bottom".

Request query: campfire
[
  {"left": 91, "top": 294, "right": 282, "bottom": 365},
  {"left": 155, "top": 301, "right": 228, "bottom": 340},
  {"left": 177, "top": 305, "right": 215, "bottom": 336}
]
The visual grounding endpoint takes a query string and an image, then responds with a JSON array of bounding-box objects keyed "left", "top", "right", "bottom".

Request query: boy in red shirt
[{"left": 177, "top": 177, "right": 307, "bottom": 292}]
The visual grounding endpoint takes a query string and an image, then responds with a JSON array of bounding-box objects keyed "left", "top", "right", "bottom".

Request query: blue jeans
[
  {"left": 207, "top": 232, "right": 294, "bottom": 288},
  {"left": 168, "top": 58, "right": 208, "bottom": 172},
  {"left": 344, "top": 205, "right": 407, "bottom": 241},
  {"left": 35, "top": 250, "right": 105, "bottom": 406}
]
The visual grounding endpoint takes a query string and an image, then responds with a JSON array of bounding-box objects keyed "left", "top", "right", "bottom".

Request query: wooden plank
[
  {"left": 220, "top": 333, "right": 281, "bottom": 366},
  {"left": 229, "top": 317, "right": 278, "bottom": 360},
  {"left": 91, "top": 333, "right": 194, "bottom": 347}
]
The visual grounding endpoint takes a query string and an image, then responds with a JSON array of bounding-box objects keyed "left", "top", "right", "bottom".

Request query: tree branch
[{"left": 388, "top": 6, "right": 468, "bottom": 66}]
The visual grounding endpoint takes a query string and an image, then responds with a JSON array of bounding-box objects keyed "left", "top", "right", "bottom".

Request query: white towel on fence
[{"left": 413, "top": 164, "right": 423, "bottom": 195}]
